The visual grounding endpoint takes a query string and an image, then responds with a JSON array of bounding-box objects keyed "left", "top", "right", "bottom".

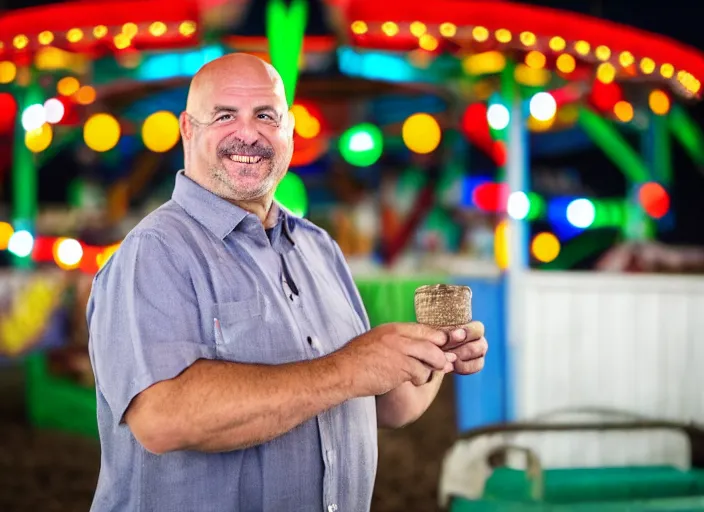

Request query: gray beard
[{"left": 210, "top": 160, "right": 278, "bottom": 201}]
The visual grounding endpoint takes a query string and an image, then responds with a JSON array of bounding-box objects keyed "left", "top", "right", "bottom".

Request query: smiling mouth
[{"left": 228, "top": 155, "right": 263, "bottom": 164}]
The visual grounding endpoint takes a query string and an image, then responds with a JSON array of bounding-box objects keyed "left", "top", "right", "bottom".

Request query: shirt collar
[
  {"left": 172, "top": 170, "right": 296, "bottom": 244},
  {"left": 270, "top": 201, "right": 297, "bottom": 246}
]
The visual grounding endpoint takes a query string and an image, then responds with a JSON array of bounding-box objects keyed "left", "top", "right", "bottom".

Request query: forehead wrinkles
[{"left": 199, "top": 86, "right": 286, "bottom": 117}]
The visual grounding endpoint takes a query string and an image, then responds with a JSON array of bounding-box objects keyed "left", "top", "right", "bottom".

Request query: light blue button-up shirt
[{"left": 87, "top": 170, "right": 378, "bottom": 512}]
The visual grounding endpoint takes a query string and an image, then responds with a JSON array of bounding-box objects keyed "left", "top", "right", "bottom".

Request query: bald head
[{"left": 186, "top": 53, "right": 287, "bottom": 117}]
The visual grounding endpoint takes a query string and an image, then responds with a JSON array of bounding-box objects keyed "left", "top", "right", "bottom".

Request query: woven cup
[{"left": 414, "top": 284, "right": 472, "bottom": 336}]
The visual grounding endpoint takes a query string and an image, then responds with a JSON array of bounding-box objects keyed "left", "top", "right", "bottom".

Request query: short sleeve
[
  {"left": 87, "top": 232, "right": 215, "bottom": 424},
  {"left": 327, "top": 235, "right": 371, "bottom": 332}
]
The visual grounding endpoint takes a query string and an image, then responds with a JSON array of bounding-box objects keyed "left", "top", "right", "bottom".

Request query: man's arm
[
  {"left": 126, "top": 356, "right": 353, "bottom": 454},
  {"left": 375, "top": 323, "right": 488, "bottom": 428},
  {"left": 126, "top": 322, "right": 454, "bottom": 454},
  {"left": 376, "top": 372, "right": 445, "bottom": 429}
]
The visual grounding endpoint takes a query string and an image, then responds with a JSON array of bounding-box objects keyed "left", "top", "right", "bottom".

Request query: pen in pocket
[{"left": 214, "top": 318, "right": 224, "bottom": 344}]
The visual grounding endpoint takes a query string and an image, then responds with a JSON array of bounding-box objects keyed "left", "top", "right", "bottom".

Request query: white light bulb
[
  {"left": 44, "top": 98, "right": 65, "bottom": 124},
  {"left": 507, "top": 191, "right": 530, "bottom": 220},
  {"left": 566, "top": 198, "right": 595, "bottom": 228},
  {"left": 22, "top": 104, "right": 46, "bottom": 132},
  {"left": 8, "top": 230, "right": 34, "bottom": 257},
  {"left": 487, "top": 104, "right": 510, "bottom": 130},
  {"left": 529, "top": 92, "right": 557, "bottom": 122}
]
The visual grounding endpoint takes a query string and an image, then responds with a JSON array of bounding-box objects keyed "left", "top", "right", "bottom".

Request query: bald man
[{"left": 87, "top": 53, "right": 487, "bottom": 512}]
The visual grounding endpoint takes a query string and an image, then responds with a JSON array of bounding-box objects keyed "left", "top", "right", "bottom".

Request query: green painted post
[
  {"left": 266, "top": 0, "right": 308, "bottom": 107},
  {"left": 10, "top": 75, "right": 43, "bottom": 268}
]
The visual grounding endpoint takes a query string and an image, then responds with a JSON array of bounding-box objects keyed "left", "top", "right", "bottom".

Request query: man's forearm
[
  {"left": 129, "top": 356, "right": 355, "bottom": 454},
  {"left": 375, "top": 371, "right": 445, "bottom": 429}
]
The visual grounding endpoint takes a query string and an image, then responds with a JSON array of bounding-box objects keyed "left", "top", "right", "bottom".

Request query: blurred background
[{"left": 1, "top": 0, "right": 704, "bottom": 510}]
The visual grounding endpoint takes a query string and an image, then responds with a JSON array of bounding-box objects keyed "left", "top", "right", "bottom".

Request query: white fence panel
[{"left": 512, "top": 271, "right": 704, "bottom": 468}]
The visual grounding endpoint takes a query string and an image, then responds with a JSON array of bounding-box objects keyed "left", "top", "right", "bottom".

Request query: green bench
[{"left": 446, "top": 417, "right": 704, "bottom": 511}]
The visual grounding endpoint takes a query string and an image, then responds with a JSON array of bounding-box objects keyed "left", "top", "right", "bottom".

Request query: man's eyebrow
[
  {"left": 211, "top": 105, "right": 237, "bottom": 117},
  {"left": 209, "top": 105, "right": 281, "bottom": 121},
  {"left": 253, "top": 105, "right": 282, "bottom": 120}
]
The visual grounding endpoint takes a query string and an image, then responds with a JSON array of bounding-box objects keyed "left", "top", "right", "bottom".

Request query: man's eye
[
  {"left": 216, "top": 114, "right": 233, "bottom": 122},
  {"left": 258, "top": 113, "right": 274, "bottom": 120}
]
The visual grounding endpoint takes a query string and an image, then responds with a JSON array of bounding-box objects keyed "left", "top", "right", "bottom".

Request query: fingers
[
  {"left": 408, "top": 359, "right": 432, "bottom": 386},
  {"left": 448, "top": 336, "right": 488, "bottom": 361},
  {"left": 453, "top": 357, "right": 485, "bottom": 375},
  {"left": 402, "top": 337, "right": 456, "bottom": 371},
  {"left": 392, "top": 323, "right": 448, "bottom": 347},
  {"left": 448, "top": 321, "right": 485, "bottom": 344}
]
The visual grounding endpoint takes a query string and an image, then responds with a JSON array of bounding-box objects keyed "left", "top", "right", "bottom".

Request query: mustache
[{"left": 217, "top": 139, "right": 274, "bottom": 159}]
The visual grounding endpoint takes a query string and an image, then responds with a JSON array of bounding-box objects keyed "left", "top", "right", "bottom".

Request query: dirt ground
[{"left": 0, "top": 366, "right": 458, "bottom": 512}]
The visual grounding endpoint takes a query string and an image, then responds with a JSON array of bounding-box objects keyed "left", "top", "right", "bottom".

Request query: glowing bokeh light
[
  {"left": 494, "top": 220, "right": 510, "bottom": 270},
  {"left": 0, "top": 222, "right": 13, "bottom": 250},
  {"left": 8, "top": 230, "right": 34, "bottom": 258},
  {"left": 274, "top": 172, "right": 308, "bottom": 217},
  {"left": 53, "top": 238, "right": 83, "bottom": 269},
  {"left": 487, "top": 103, "right": 510, "bottom": 130},
  {"left": 75, "top": 85, "right": 96, "bottom": 105},
  {"left": 532, "top": 232, "right": 560, "bottom": 263},
  {"left": 638, "top": 182, "right": 670, "bottom": 219},
  {"left": 57, "top": 76, "right": 80, "bottom": 96},
  {"left": 529, "top": 92, "right": 557, "bottom": 121},
  {"left": 25, "top": 123, "right": 53, "bottom": 153},
  {"left": 0, "top": 61, "right": 17, "bottom": 84},
  {"left": 507, "top": 191, "right": 530, "bottom": 220},
  {"left": 339, "top": 123, "right": 383, "bottom": 167},
  {"left": 556, "top": 54, "right": 576, "bottom": 74},
  {"left": 613, "top": 100, "right": 634, "bottom": 122},
  {"left": 142, "top": 111, "right": 180, "bottom": 152},
  {"left": 84, "top": 113, "right": 121, "bottom": 152},
  {"left": 649, "top": 90, "right": 671, "bottom": 115},
  {"left": 402, "top": 113, "right": 441, "bottom": 154},
  {"left": 44, "top": 98, "right": 65, "bottom": 124},
  {"left": 566, "top": 198, "right": 596, "bottom": 228},
  {"left": 21, "top": 104, "right": 45, "bottom": 131}
]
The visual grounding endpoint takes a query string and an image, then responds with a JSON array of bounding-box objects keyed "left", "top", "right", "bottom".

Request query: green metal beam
[
  {"left": 669, "top": 104, "right": 704, "bottom": 168},
  {"left": 11, "top": 78, "right": 43, "bottom": 268},
  {"left": 577, "top": 106, "right": 650, "bottom": 183},
  {"left": 539, "top": 229, "right": 619, "bottom": 270},
  {"left": 266, "top": 0, "right": 308, "bottom": 107}
]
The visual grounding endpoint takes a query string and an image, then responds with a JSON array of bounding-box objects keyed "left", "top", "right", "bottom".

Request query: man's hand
[
  {"left": 444, "top": 321, "right": 487, "bottom": 375},
  {"left": 335, "top": 323, "right": 457, "bottom": 397}
]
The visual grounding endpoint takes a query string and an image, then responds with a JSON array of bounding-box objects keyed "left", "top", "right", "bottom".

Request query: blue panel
[
  {"left": 337, "top": 47, "right": 416, "bottom": 83},
  {"left": 139, "top": 54, "right": 181, "bottom": 81},
  {"left": 451, "top": 276, "right": 507, "bottom": 431},
  {"left": 138, "top": 46, "right": 225, "bottom": 82}
]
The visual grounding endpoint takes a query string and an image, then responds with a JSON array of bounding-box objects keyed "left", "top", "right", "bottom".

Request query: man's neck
[
  {"left": 232, "top": 196, "right": 277, "bottom": 228},
  {"left": 183, "top": 168, "right": 275, "bottom": 226}
]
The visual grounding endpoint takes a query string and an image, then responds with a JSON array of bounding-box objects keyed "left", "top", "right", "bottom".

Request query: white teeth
[{"left": 229, "top": 155, "right": 262, "bottom": 164}]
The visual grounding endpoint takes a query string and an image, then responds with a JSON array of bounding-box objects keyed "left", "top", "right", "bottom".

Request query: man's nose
[{"left": 231, "top": 118, "right": 260, "bottom": 146}]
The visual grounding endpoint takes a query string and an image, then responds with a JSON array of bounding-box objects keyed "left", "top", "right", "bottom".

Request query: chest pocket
[{"left": 213, "top": 291, "right": 301, "bottom": 364}]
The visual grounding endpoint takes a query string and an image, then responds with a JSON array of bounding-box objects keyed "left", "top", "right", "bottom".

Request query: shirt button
[{"left": 327, "top": 505, "right": 338, "bottom": 512}]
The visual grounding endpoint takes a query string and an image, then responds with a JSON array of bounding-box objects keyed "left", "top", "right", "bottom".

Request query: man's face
[{"left": 184, "top": 67, "right": 294, "bottom": 203}]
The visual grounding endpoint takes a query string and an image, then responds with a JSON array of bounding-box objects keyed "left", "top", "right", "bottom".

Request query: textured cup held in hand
[{"left": 414, "top": 284, "right": 472, "bottom": 329}]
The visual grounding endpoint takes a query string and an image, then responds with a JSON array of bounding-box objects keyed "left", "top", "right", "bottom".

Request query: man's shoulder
[
  {"left": 290, "top": 215, "right": 327, "bottom": 237},
  {"left": 128, "top": 200, "right": 192, "bottom": 241},
  {"left": 94, "top": 201, "right": 194, "bottom": 278},
  {"left": 288, "top": 215, "right": 337, "bottom": 250}
]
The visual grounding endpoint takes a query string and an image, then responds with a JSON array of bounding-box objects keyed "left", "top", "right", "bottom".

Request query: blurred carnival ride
[{"left": 1, "top": 3, "right": 704, "bottom": 507}]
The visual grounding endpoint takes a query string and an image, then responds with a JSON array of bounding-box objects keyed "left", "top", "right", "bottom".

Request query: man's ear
[
  {"left": 287, "top": 109, "right": 295, "bottom": 137},
  {"left": 179, "top": 111, "right": 192, "bottom": 140}
]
